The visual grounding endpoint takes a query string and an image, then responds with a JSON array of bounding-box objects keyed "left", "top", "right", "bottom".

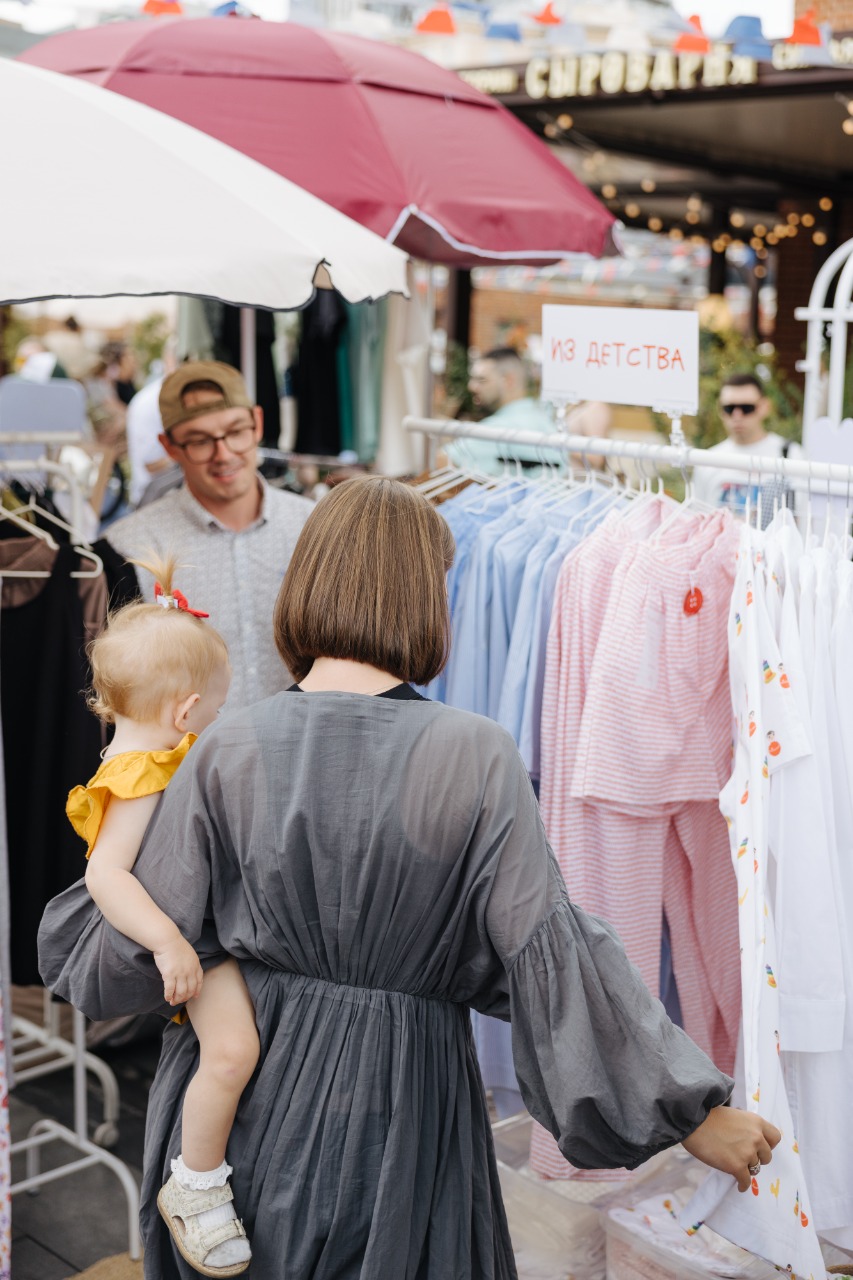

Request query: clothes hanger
[
  {"left": 12, "top": 492, "right": 104, "bottom": 579},
  {"left": 416, "top": 435, "right": 498, "bottom": 500},
  {"left": 0, "top": 499, "right": 59, "bottom": 551},
  {"left": 648, "top": 449, "right": 716, "bottom": 544},
  {"left": 804, "top": 458, "right": 814, "bottom": 548}
]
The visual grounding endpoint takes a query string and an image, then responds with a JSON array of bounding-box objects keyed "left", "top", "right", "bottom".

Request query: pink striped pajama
[{"left": 531, "top": 505, "right": 740, "bottom": 1179}]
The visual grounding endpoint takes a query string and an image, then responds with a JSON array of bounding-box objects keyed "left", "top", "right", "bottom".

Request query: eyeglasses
[
  {"left": 169, "top": 421, "right": 257, "bottom": 463},
  {"left": 721, "top": 403, "right": 758, "bottom": 417}
]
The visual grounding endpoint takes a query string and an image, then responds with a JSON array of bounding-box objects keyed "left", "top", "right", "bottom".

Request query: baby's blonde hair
[{"left": 88, "top": 554, "right": 229, "bottom": 725}]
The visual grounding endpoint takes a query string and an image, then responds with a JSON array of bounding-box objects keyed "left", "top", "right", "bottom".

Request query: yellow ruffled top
[{"left": 67, "top": 733, "right": 197, "bottom": 859}]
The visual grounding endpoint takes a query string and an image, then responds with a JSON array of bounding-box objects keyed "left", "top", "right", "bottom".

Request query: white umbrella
[{"left": 0, "top": 57, "right": 409, "bottom": 310}]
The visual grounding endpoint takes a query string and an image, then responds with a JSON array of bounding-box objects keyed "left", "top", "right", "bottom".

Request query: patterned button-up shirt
[{"left": 106, "top": 477, "right": 314, "bottom": 707}]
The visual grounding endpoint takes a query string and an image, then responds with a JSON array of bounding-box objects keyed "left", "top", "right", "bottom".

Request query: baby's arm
[{"left": 85, "top": 794, "right": 203, "bottom": 1006}]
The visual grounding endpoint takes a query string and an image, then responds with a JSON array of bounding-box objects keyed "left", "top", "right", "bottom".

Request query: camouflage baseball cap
[{"left": 159, "top": 360, "right": 254, "bottom": 432}]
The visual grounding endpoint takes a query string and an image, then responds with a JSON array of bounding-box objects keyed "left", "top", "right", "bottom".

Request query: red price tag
[{"left": 683, "top": 587, "right": 703, "bottom": 616}]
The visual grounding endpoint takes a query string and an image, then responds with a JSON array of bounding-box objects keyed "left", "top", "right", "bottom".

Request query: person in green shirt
[{"left": 446, "top": 347, "right": 610, "bottom": 475}]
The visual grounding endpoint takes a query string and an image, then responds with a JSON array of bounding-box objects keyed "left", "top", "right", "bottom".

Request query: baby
[{"left": 69, "top": 559, "right": 257, "bottom": 1277}]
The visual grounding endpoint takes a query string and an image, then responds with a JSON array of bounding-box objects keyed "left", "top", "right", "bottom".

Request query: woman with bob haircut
[{"left": 42, "top": 476, "right": 778, "bottom": 1279}]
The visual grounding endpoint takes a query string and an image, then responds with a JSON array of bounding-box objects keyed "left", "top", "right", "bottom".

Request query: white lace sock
[{"left": 171, "top": 1155, "right": 252, "bottom": 1266}]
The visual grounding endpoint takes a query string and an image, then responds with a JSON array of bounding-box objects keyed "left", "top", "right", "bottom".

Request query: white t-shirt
[
  {"left": 126, "top": 378, "right": 167, "bottom": 506},
  {"left": 693, "top": 432, "right": 803, "bottom": 516}
]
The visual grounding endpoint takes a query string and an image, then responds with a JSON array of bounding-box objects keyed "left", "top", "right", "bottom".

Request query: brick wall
[
  {"left": 471, "top": 287, "right": 557, "bottom": 355},
  {"left": 775, "top": 198, "right": 853, "bottom": 388},
  {"left": 470, "top": 288, "right": 624, "bottom": 354},
  {"left": 795, "top": 0, "right": 853, "bottom": 23}
]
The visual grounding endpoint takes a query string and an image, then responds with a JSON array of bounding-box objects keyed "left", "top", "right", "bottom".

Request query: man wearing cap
[{"left": 106, "top": 361, "right": 314, "bottom": 707}]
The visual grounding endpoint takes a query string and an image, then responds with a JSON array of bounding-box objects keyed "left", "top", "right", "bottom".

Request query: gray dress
[{"left": 39, "top": 692, "right": 732, "bottom": 1280}]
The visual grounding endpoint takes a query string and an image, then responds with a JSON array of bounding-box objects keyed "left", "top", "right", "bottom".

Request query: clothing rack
[
  {"left": 403, "top": 417, "right": 853, "bottom": 492},
  {"left": 0, "top": 452, "right": 141, "bottom": 1260}
]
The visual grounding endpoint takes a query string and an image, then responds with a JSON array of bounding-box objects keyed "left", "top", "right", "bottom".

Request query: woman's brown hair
[{"left": 274, "top": 476, "right": 455, "bottom": 685}]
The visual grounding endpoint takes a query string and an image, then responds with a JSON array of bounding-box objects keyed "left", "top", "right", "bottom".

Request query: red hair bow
[{"left": 154, "top": 581, "right": 210, "bottom": 619}]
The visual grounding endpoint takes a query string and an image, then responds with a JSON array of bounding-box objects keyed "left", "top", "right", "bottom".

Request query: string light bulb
[
  {"left": 802, "top": 212, "right": 815, "bottom": 227},
  {"left": 602, "top": 183, "right": 617, "bottom": 199},
  {"left": 687, "top": 195, "right": 702, "bottom": 212},
  {"left": 813, "top": 230, "right": 828, "bottom": 245},
  {"left": 625, "top": 202, "right": 641, "bottom": 218},
  {"left": 641, "top": 178, "right": 657, "bottom": 193},
  {"left": 843, "top": 119, "right": 853, "bottom": 135},
  {"left": 648, "top": 216, "right": 663, "bottom": 232},
  {"left": 787, "top": 212, "right": 800, "bottom": 225},
  {"left": 685, "top": 210, "right": 701, "bottom": 225},
  {"left": 755, "top": 265, "right": 767, "bottom": 279},
  {"left": 557, "top": 113, "right": 573, "bottom": 129},
  {"left": 819, "top": 197, "right": 833, "bottom": 211}
]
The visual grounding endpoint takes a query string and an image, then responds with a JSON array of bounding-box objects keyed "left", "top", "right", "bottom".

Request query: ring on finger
[{"left": 748, "top": 1162, "right": 761, "bottom": 1177}]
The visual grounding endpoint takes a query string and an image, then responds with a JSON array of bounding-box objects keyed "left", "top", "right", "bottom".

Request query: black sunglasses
[{"left": 721, "top": 403, "right": 758, "bottom": 416}]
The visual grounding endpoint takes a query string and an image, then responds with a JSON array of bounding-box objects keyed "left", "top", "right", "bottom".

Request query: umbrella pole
[{"left": 240, "top": 307, "right": 257, "bottom": 403}]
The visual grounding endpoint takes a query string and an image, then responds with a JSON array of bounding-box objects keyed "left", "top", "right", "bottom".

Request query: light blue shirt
[
  {"left": 446, "top": 399, "right": 565, "bottom": 477},
  {"left": 445, "top": 501, "right": 523, "bottom": 714},
  {"left": 517, "top": 496, "right": 628, "bottom": 777},
  {"left": 423, "top": 486, "right": 522, "bottom": 702},
  {"left": 486, "top": 492, "right": 594, "bottom": 722}
]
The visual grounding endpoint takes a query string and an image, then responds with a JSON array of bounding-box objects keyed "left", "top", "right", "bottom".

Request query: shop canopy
[
  {"left": 21, "top": 16, "right": 617, "bottom": 267},
  {"left": 0, "top": 56, "right": 408, "bottom": 310}
]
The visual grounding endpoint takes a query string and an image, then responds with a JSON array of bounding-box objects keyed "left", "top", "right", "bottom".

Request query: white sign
[{"left": 541, "top": 304, "right": 699, "bottom": 416}]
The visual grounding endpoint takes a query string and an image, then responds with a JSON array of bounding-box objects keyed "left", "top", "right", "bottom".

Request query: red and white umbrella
[{"left": 22, "top": 16, "right": 616, "bottom": 266}]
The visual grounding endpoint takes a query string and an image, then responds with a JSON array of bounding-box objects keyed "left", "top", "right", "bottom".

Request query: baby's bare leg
[{"left": 182, "top": 959, "right": 260, "bottom": 1170}]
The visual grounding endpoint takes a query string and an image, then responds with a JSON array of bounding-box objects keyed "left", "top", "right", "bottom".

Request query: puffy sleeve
[
  {"left": 482, "top": 734, "right": 733, "bottom": 1171},
  {"left": 39, "top": 739, "right": 222, "bottom": 1020},
  {"left": 66, "top": 734, "right": 197, "bottom": 859}
]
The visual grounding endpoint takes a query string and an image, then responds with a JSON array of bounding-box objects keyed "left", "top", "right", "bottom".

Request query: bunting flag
[
  {"left": 415, "top": 5, "right": 457, "bottom": 33},
  {"left": 143, "top": 0, "right": 183, "bottom": 12},
  {"left": 485, "top": 20, "right": 523, "bottom": 40},
  {"left": 785, "top": 7, "right": 823, "bottom": 45},
  {"left": 722, "top": 15, "right": 773, "bottom": 60},
  {"left": 673, "top": 14, "right": 710, "bottom": 54},
  {"left": 532, "top": 3, "right": 561, "bottom": 26}
]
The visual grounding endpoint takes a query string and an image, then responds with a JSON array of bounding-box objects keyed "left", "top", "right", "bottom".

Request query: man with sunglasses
[
  {"left": 106, "top": 361, "right": 313, "bottom": 706},
  {"left": 693, "top": 372, "right": 802, "bottom": 517}
]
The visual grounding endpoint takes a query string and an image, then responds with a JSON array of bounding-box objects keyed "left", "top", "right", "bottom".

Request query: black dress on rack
[{"left": 4, "top": 542, "right": 104, "bottom": 984}]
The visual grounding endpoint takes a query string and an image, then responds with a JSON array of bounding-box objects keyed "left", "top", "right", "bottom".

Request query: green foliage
[
  {"left": 653, "top": 326, "right": 803, "bottom": 447},
  {"left": 132, "top": 311, "right": 171, "bottom": 378},
  {"left": 440, "top": 339, "right": 477, "bottom": 419},
  {"left": 0, "top": 307, "right": 31, "bottom": 375}
]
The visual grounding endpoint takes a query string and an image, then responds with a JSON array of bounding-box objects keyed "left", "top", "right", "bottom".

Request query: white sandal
[{"left": 157, "top": 1174, "right": 252, "bottom": 1277}]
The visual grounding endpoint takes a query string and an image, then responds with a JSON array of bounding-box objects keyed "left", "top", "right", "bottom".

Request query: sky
[
  {"left": 672, "top": 0, "right": 796, "bottom": 39},
  {"left": 2, "top": 0, "right": 801, "bottom": 37}
]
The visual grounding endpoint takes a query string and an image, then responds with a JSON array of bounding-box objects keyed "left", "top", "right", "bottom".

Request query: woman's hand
[
  {"left": 682, "top": 1106, "right": 782, "bottom": 1192},
  {"left": 153, "top": 936, "right": 204, "bottom": 1005}
]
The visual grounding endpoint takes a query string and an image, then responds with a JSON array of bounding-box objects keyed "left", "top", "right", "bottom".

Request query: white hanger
[
  {"left": 0, "top": 502, "right": 59, "bottom": 577},
  {"left": 0, "top": 492, "right": 103, "bottom": 579}
]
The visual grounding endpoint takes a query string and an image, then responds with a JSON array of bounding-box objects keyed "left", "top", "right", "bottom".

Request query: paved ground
[{"left": 11, "top": 1018, "right": 159, "bottom": 1278}]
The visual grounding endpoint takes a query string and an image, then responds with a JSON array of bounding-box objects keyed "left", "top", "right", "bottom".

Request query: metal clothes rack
[
  {"left": 403, "top": 416, "right": 853, "bottom": 492},
  {"left": 0, "top": 447, "right": 141, "bottom": 1260}
]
